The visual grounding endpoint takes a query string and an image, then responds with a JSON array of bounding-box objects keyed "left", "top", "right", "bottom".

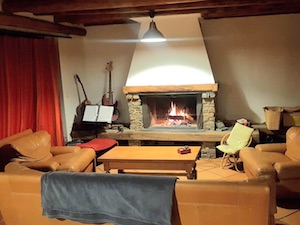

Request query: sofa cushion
[
  {"left": 274, "top": 161, "right": 300, "bottom": 180},
  {"left": 8, "top": 130, "right": 53, "bottom": 162},
  {"left": 53, "top": 148, "right": 95, "bottom": 172},
  {"left": 4, "top": 162, "right": 43, "bottom": 175},
  {"left": 285, "top": 127, "right": 300, "bottom": 161},
  {"left": 240, "top": 147, "right": 290, "bottom": 178},
  {"left": 0, "top": 129, "right": 33, "bottom": 148},
  {"left": 21, "top": 160, "right": 60, "bottom": 172},
  {"left": 77, "top": 138, "right": 118, "bottom": 151},
  {"left": 226, "top": 123, "right": 254, "bottom": 150}
]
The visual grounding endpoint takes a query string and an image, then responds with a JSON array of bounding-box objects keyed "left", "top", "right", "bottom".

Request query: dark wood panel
[
  {"left": 2, "top": 0, "right": 300, "bottom": 27},
  {"left": 0, "top": 13, "right": 86, "bottom": 37}
]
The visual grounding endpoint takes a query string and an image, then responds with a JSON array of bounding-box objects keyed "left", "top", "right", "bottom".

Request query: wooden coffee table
[{"left": 97, "top": 146, "right": 201, "bottom": 179}]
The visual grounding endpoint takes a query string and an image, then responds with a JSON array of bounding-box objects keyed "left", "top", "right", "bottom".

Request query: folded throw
[{"left": 41, "top": 172, "right": 177, "bottom": 225}]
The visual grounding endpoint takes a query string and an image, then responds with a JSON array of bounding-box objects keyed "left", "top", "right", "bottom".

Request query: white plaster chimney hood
[{"left": 124, "top": 14, "right": 218, "bottom": 94}]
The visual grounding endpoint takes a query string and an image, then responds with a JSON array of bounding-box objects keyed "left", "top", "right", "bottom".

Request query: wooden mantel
[
  {"left": 95, "top": 129, "right": 260, "bottom": 144},
  {"left": 123, "top": 83, "right": 218, "bottom": 94}
]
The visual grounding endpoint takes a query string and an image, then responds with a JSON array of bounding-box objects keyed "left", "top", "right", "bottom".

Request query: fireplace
[
  {"left": 123, "top": 14, "right": 218, "bottom": 133},
  {"left": 141, "top": 93, "right": 201, "bottom": 130},
  {"left": 124, "top": 86, "right": 217, "bottom": 132}
]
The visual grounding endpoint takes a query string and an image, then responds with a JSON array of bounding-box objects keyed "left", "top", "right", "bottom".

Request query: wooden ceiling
[{"left": 1, "top": 0, "right": 300, "bottom": 37}]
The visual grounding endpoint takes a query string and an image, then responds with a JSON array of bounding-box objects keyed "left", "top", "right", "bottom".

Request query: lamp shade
[{"left": 141, "top": 21, "right": 166, "bottom": 42}]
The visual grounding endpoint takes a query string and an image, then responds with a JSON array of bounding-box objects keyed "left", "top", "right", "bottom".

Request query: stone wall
[
  {"left": 126, "top": 94, "right": 144, "bottom": 130},
  {"left": 202, "top": 92, "right": 216, "bottom": 131}
]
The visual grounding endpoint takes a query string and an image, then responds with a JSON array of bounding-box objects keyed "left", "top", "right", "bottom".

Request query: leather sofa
[
  {"left": 240, "top": 126, "right": 300, "bottom": 199},
  {"left": 0, "top": 163, "right": 275, "bottom": 225},
  {"left": 0, "top": 129, "right": 95, "bottom": 173}
]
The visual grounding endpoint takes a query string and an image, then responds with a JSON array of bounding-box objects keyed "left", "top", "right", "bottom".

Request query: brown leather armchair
[
  {"left": 240, "top": 126, "right": 300, "bottom": 199},
  {"left": 0, "top": 129, "right": 95, "bottom": 173}
]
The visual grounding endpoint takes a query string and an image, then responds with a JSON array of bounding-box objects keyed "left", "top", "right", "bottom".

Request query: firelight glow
[{"left": 126, "top": 64, "right": 215, "bottom": 86}]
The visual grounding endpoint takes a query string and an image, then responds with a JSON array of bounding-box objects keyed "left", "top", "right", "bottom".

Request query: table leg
[
  {"left": 103, "top": 162, "right": 110, "bottom": 173},
  {"left": 187, "top": 164, "right": 197, "bottom": 180}
]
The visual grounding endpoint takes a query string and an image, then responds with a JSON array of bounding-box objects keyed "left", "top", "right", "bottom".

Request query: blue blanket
[{"left": 41, "top": 172, "right": 177, "bottom": 225}]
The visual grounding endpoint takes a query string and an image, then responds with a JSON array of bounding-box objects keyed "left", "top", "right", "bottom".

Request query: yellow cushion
[
  {"left": 217, "top": 123, "right": 254, "bottom": 154},
  {"left": 226, "top": 123, "right": 254, "bottom": 149}
]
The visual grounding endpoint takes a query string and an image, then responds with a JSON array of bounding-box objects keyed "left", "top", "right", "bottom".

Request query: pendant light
[{"left": 141, "top": 10, "right": 166, "bottom": 43}]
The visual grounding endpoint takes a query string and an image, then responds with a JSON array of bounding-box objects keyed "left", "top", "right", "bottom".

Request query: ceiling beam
[
  {"left": 53, "top": 1, "right": 300, "bottom": 26},
  {"left": 2, "top": 0, "right": 300, "bottom": 27},
  {"left": 0, "top": 13, "right": 86, "bottom": 37},
  {"left": 201, "top": 2, "right": 300, "bottom": 19},
  {"left": 3, "top": 0, "right": 297, "bottom": 15},
  {"left": 2, "top": 0, "right": 207, "bottom": 14}
]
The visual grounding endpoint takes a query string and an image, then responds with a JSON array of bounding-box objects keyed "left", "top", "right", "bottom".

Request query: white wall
[
  {"left": 126, "top": 14, "right": 215, "bottom": 86},
  {"left": 59, "top": 14, "right": 300, "bottom": 141},
  {"left": 59, "top": 23, "right": 139, "bottom": 141},
  {"left": 201, "top": 14, "right": 300, "bottom": 123},
  {"left": 59, "top": 37, "right": 86, "bottom": 142}
]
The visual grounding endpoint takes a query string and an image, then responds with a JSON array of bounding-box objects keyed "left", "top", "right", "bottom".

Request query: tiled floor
[{"left": 96, "top": 157, "right": 300, "bottom": 225}]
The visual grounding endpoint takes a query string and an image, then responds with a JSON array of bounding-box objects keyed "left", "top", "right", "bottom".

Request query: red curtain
[{"left": 0, "top": 36, "right": 64, "bottom": 146}]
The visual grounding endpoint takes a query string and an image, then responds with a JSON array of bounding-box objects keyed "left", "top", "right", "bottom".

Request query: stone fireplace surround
[
  {"left": 122, "top": 84, "right": 219, "bottom": 157},
  {"left": 124, "top": 84, "right": 218, "bottom": 131}
]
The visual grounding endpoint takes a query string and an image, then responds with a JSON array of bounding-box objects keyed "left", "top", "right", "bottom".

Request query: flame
[{"left": 169, "top": 102, "right": 185, "bottom": 116}]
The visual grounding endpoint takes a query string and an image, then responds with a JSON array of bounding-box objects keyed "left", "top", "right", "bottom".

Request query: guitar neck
[
  {"left": 76, "top": 75, "right": 88, "bottom": 101},
  {"left": 81, "top": 83, "right": 88, "bottom": 101},
  {"left": 108, "top": 71, "right": 113, "bottom": 104}
]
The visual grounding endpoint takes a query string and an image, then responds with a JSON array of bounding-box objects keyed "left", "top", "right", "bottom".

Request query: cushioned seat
[
  {"left": 217, "top": 123, "right": 254, "bottom": 171},
  {"left": 0, "top": 129, "right": 96, "bottom": 173},
  {"left": 77, "top": 138, "right": 118, "bottom": 152},
  {"left": 240, "top": 127, "right": 300, "bottom": 199},
  {"left": 77, "top": 138, "right": 118, "bottom": 165}
]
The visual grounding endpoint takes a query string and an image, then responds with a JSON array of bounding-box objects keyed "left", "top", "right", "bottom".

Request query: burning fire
[
  {"left": 169, "top": 102, "right": 185, "bottom": 116},
  {"left": 166, "top": 101, "right": 194, "bottom": 126}
]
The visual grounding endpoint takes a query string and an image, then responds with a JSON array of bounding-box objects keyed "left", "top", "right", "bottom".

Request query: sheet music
[
  {"left": 82, "top": 105, "right": 99, "bottom": 122},
  {"left": 97, "top": 105, "right": 114, "bottom": 123},
  {"left": 82, "top": 105, "right": 113, "bottom": 123}
]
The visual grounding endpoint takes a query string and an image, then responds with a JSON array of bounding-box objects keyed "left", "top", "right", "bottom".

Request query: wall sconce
[{"left": 141, "top": 10, "right": 166, "bottom": 43}]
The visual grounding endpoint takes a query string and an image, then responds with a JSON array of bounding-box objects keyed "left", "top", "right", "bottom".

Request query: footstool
[{"left": 77, "top": 138, "right": 118, "bottom": 170}]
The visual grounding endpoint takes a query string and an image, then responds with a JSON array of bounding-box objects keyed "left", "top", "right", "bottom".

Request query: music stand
[{"left": 82, "top": 105, "right": 114, "bottom": 138}]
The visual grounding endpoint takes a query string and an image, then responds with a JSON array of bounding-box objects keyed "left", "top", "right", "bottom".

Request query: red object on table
[{"left": 178, "top": 146, "right": 191, "bottom": 154}]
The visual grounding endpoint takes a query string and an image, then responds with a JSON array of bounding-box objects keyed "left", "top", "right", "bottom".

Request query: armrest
[
  {"left": 247, "top": 175, "right": 277, "bottom": 215},
  {"left": 21, "top": 160, "right": 60, "bottom": 172},
  {"left": 274, "top": 161, "right": 300, "bottom": 180},
  {"left": 255, "top": 143, "right": 286, "bottom": 153},
  {"left": 220, "top": 133, "right": 230, "bottom": 145},
  {"left": 256, "top": 163, "right": 277, "bottom": 178},
  {"left": 56, "top": 148, "right": 95, "bottom": 172},
  {"left": 50, "top": 146, "right": 80, "bottom": 155}
]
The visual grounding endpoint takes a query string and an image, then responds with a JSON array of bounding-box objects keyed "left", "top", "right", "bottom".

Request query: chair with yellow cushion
[{"left": 217, "top": 123, "right": 254, "bottom": 171}]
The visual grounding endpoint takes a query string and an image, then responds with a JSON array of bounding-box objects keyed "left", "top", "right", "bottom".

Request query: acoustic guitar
[
  {"left": 75, "top": 74, "right": 91, "bottom": 105},
  {"left": 102, "top": 61, "right": 120, "bottom": 121},
  {"left": 73, "top": 74, "right": 92, "bottom": 131}
]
